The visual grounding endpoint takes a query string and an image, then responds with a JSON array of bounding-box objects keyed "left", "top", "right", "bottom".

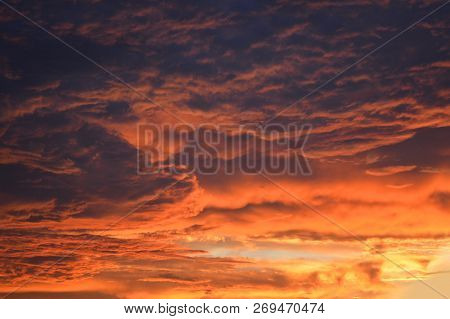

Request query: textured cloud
[{"left": 0, "top": 0, "right": 449, "bottom": 298}]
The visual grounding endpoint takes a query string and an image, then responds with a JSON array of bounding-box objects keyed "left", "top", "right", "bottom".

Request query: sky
[{"left": 0, "top": 0, "right": 449, "bottom": 298}]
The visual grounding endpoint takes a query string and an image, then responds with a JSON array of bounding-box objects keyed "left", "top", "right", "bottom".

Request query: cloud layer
[{"left": 0, "top": 0, "right": 449, "bottom": 298}]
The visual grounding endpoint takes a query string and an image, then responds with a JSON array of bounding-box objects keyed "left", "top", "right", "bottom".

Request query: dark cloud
[
  {"left": 199, "top": 201, "right": 301, "bottom": 220},
  {"left": 0, "top": 111, "right": 191, "bottom": 221},
  {"left": 430, "top": 191, "right": 450, "bottom": 210},
  {"left": 363, "top": 127, "right": 450, "bottom": 170},
  {"left": 5, "top": 291, "right": 119, "bottom": 298}
]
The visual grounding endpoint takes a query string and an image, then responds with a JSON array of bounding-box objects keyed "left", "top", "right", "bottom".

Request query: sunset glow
[{"left": 0, "top": 0, "right": 449, "bottom": 299}]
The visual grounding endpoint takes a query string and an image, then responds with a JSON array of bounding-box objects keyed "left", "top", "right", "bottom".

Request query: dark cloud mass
[{"left": 0, "top": 0, "right": 449, "bottom": 298}]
